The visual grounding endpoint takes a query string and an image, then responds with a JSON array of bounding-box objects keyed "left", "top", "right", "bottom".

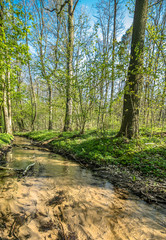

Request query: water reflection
[{"left": 0, "top": 136, "right": 165, "bottom": 240}]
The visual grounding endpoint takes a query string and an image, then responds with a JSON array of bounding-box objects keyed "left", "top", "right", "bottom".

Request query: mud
[{"left": 0, "top": 137, "right": 166, "bottom": 239}]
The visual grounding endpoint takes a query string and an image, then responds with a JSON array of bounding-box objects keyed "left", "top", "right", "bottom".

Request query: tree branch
[
  {"left": 41, "top": 0, "right": 68, "bottom": 14},
  {"left": 148, "top": 0, "right": 163, "bottom": 8},
  {"left": 44, "top": 7, "right": 57, "bottom": 12},
  {"left": 58, "top": 0, "right": 68, "bottom": 15},
  {"left": 72, "top": 0, "right": 79, "bottom": 15}
]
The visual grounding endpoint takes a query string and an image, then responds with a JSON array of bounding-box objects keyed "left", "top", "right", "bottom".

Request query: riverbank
[
  {"left": 0, "top": 133, "right": 13, "bottom": 159},
  {"left": 1, "top": 136, "right": 166, "bottom": 239},
  {"left": 17, "top": 130, "right": 166, "bottom": 204}
]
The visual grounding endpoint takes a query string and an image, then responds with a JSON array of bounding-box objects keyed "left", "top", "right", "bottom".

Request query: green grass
[
  {"left": 18, "top": 129, "right": 166, "bottom": 179},
  {"left": 0, "top": 133, "right": 13, "bottom": 147}
]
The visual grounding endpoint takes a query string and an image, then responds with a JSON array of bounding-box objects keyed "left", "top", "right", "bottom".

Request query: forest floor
[
  {"left": 17, "top": 130, "right": 166, "bottom": 205},
  {"left": 0, "top": 133, "right": 13, "bottom": 159}
]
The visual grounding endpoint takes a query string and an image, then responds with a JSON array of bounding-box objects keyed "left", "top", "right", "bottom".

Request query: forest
[
  {"left": 0, "top": 0, "right": 166, "bottom": 239},
  {"left": 0, "top": 0, "right": 166, "bottom": 173},
  {"left": 0, "top": 0, "right": 165, "bottom": 136},
  {"left": 0, "top": 0, "right": 166, "bottom": 183}
]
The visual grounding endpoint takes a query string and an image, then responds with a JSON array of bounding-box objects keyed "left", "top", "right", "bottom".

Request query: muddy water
[{"left": 0, "top": 137, "right": 166, "bottom": 240}]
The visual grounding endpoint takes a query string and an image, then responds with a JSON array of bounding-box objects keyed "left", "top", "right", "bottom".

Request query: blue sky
[
  {"left": 14, "top": 0, "right": 133, "bottom": 41},
  {"left": 78, "top": 0, "right": 98, "bottom": 9},
  {"left": 77, "top": 0, "right": 133, "bottom": 40}
]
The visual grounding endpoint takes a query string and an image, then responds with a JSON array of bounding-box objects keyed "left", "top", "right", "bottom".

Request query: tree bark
[
  {"left": 63, "top": 0, "right": 74, "bottom": 131},
  {"left": 3, "top": 80, "right": 9, "bottom": 134},
  {"left": 48, "top": 83, "right": 53, "bottom": 130},
  {"left": 16, "top": 70, "right": 25, "bottom": 131},
  {"left": 7, "top": 71, "right": 12, "bottom": 134},
  {"left": 118, "top": 0, "right": 148, "bottom": 138},
  {"left": 2, "top": 71, "right": 12, "bottom": 135},
  {"left": 25, "top": 6, "right": 37, "bottom": 131},
  {"left": 109, "top": 0, "right": 117, "bottom": 116},
  {"left": 0, "top": 0, "right": 4, "bottom": 133},
  {"left": 159, "top": 70, "right": 166, "bottom": 125},
  {"left": 0, "top": 1, "right": 12, "bottom": 135},
  {"left": 28, "top": 59, "right": 37, "bottom": 131}
]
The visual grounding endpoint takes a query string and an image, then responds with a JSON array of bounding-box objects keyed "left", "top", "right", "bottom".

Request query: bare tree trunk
[
  {"left": 7, "top": 71, "right": 12, "bottom": 134},
  {"left": 2, "top": 83, "right": 11, "bottom": 134},
  {"left": 24, "top": 4, "right": 37, "bottom": 131},
  {"left": 64, "top": 0, "right": 74, "bottom": 131},
  {"left": 16, "top": 69, "right": 25, "bottom": 131},
  {"left": 159, "top": 70, "right": 166, "bottom": 125},
  {"left": 109, "top": 0, "right": 117, "bottom": 116},
  {"left": 0, "top": 0, "right": 6, "bottom": 133},
  {"left": 2, "top": 70, "right": 12, "bottom": 135},
  {"left": 118, "top": 0, "right": 148, "bottom": 138},
  {"left": 3, "top": 80, "right": 9, "bottom": 133},
  {"left": 27, "top": 60, "right": 37, "bottom": 131},
  {"left": 0, "top": 0, "right": 12, "bottom": 134},
  {"left": 48, "top": 84, "right": 53, "bottom": 130}
]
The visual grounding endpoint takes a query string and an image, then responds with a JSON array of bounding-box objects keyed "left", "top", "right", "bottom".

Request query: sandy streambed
[{"left": 0, "top": 137, "right": 166, "bottom": 240}]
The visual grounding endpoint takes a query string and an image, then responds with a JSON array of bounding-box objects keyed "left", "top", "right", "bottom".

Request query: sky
[
  {"left": 14, "top": 0, "right": 133, "bottom": 42},
  {"left": 77, "top": 0, "right": 133, "bottom": 41}
]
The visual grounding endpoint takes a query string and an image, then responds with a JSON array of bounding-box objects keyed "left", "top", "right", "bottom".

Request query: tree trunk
[
  {"left": 63, "top": 0, "right": 74, "bottom": 131},
  {"left": 109, "top": 0, "right": 117, "bottom": 116},
  {"left": 118, "top": 0, "right": 148, "bottom": 138},
  {"left": 48, "top": 84, "right": 53, "bottom": 130},
  {"left": 7, "top": 71, "right": 12, "bottom": 134},
  {"left": 28, "top": 60, "right": 37, "bottom": 131},
  {"left": 24, "top": 2, "right": 37, "bottom": 131},
  {"left": 3, "top": 81, "right": 9, "bottom": 134},
  {"left": 26, "top": 33, "right": 37, "bottom": 131},
  {"left": 159, "top": 70, "right": 166, "bottom": 125},
  {"left": 0, "top": 0, "right": 5, "bottom": 133},
  {"left": 0, "top": 0, "right": 12, "bottom": 134},
  {"left": 16, "top": 70, "right": 25, "bottom": 131}
]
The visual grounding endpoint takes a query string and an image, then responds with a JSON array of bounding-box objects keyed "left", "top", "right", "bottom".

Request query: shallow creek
[{"left": 0, "top": 136, "right": 166, "bottom": 240}]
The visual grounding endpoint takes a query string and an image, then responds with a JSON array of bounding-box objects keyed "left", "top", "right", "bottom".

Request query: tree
[
  {"left": 42, "top": 0, "right": 79, "bottom": 131},
  {"left": 23, "top": 0, "right": 37, "bottom": 131},
  {"left": 118, "top": 0, "right": 149, "bottom": 138},
  {"left": 109, "top": 0, "right": 118, "bottom": 115},
  {"left": 63, "top": 0, "right": 79, "bottom": 131},
  {"left": 0, "top": 0, "right": 29, "bottom": 134}
]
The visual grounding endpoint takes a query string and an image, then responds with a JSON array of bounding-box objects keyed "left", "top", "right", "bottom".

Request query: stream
[{"left": 0, "top": 136, "right": 166, "bottom": 240}]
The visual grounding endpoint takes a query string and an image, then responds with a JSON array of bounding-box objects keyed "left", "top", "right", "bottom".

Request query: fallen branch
[
  {"left": 0, "top": 162, "right": 36, "bottom": 176},
  {"left": 23, "top": 162, "right": 36, "bottom": 176}
]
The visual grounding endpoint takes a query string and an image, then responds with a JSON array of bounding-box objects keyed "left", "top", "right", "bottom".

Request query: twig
[
  {"left": 148, "top": 0, "right": 163, "bottom": 8},
  {"left": 0, "top": 163, "right": 35, "bottom": 176},
  {"left": 23, "top": 163, "right": 36, "bottom": 176}
]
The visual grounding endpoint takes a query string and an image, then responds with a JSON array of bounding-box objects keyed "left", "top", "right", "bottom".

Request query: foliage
[
  {"left": 18, "top": 129, "right": 166, "bottom": 179},
  {"left": 1, "top": 0, "right": 163, "bottom": 135},
  {"left": 0, "top": 133, "right": 13, "bottom": 147}
]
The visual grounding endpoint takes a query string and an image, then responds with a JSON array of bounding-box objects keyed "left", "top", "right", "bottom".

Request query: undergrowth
[
  {"left": 0, "top": 133, "right": 13, "bottom": 147},
  {"left": 17, "top": 129, "right": 166, "bottom": 179}
]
